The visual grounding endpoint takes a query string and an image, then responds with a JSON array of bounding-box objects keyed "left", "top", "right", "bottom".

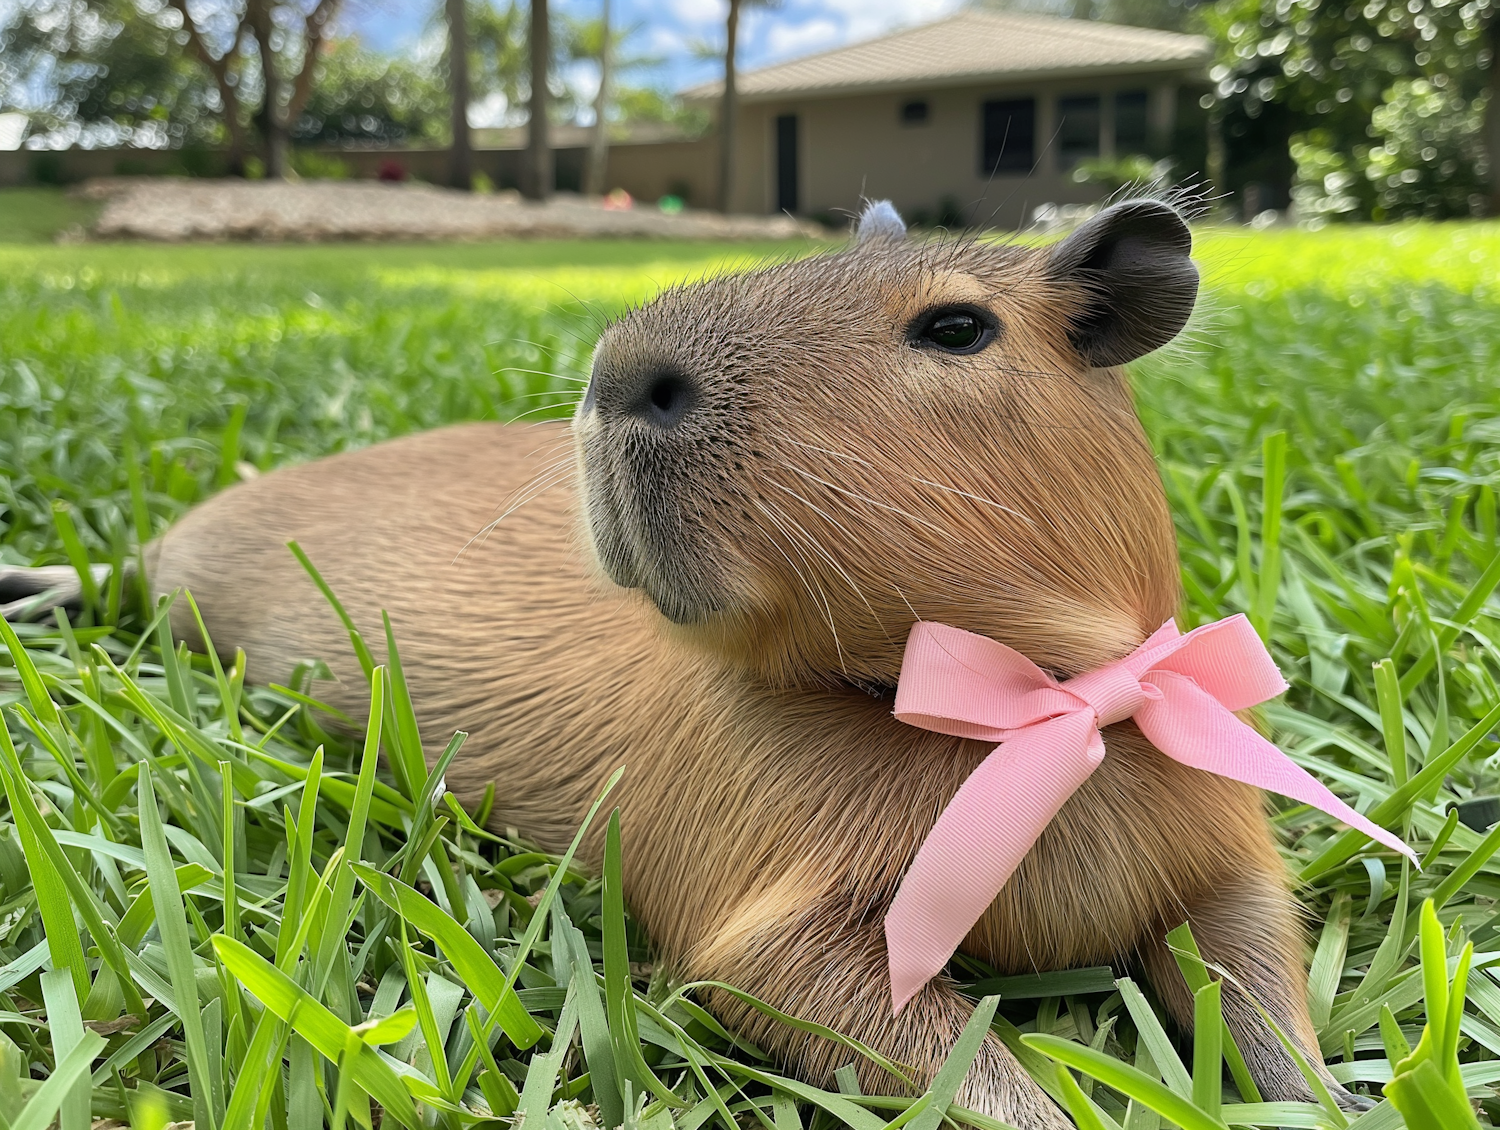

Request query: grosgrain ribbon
[{"left": 883, "top": 613, "right": 1415, "bottom": 1014}]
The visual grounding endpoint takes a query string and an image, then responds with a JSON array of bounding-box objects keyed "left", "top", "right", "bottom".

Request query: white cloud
[
  {"left": 668, "top": 0, "right": 725, "bottom": 27},
  {"left": 814, "top": 0, "right": 963, "bottom": 41},
  {"left": 468, "top": 92, "right": 511, "bottom": 129},
  {"left": 764, "top": 18, "right": 842, "bottom": 60}
]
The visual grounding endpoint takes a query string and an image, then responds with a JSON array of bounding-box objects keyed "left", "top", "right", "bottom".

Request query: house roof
[{"left": 683, "top": 11, "right": 1211, "bottom": 103}]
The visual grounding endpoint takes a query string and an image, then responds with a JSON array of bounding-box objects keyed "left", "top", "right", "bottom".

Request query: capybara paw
[
  {"left": 1248, "top": 1061, "right": 1373, "bottom": 1112},
  {"left": 1330, "top": 1083, "right": 1376, "bottom": 1112}
]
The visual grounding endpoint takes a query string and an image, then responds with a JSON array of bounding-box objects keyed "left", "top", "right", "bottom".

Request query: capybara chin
[{"left": 140, "top": 199, "right": 1360, "bottom": 1128}]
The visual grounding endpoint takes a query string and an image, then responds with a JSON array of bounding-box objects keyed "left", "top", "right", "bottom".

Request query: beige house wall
[
  {"left": 603, "top": 140, "right": 717, "bottom": 207},
  {"left": 728, "top": 70, "right": 1190, "bottom": 229}
]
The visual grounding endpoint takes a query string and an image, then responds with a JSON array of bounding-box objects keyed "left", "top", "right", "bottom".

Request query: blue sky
[{"left": 345, "top": 0, "right": 964, "bottom": 94}]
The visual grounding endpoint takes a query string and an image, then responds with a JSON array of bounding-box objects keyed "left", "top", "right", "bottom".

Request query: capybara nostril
[{"left": 632, "top": 369, "right": 695, "bottom": 428}]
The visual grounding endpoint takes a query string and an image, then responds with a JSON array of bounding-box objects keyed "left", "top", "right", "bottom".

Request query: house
[{"left": 684, "top": 11, "right": 1212, "bottom": 228}]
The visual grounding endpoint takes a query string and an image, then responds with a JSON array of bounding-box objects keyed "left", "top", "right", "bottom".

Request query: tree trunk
[
  {"left": 248, "top": 2, "right": 288, "bottom": 179},
  {"left": 448, "top": 0, "right": 473, "bottom": 190},
  {"left": 584, "top": 0, "right": 612, "bottom": 197},
  {"left": 265, "top": 122, "right": 289, "bottom": 180},
  {"left": 717, "top": 0, "right": 740, "bottom": 213},
  {"left": 1488, "top": 18, "right": 1500, "bottom": 216},
  {"left": 1206, "top": 104, "right": 1227, "bottom": 217},
  {"left": 168, "top": 0, "right": 251, "bottom": 176},
  {"left": 525, "top": 0, "right": 553, "bottom": 201}
]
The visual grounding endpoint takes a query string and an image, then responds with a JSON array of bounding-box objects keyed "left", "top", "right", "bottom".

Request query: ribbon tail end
[
  {"left": 1361, "top": 822, "right": 1419, "bottom": 869},
  {"left": 888, "top": 961, "right": 923, "bottom": 1017}
]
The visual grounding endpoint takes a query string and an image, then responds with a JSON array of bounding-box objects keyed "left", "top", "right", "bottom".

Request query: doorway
[{"left": 775, "top": 114, "right": 799, "bottom": 214}]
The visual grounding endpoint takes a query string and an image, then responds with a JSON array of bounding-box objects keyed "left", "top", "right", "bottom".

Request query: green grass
[
  {"left": 0, "top": 188, "right": 102, "bottom": 244},
  {"left": 2, "top": 223, "right": 1500, "bottom": 1129}
]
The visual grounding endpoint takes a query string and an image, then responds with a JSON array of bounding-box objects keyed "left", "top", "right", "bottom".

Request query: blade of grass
[
  {"left": 287, "top": 541, "right": 376, "bottom": 680},
  {"left": 39, "top": 968, "right": 88, "bottom": 1130},
  {"left": 1115, "top": 977, "right": 1192, "bottom": 1098},
  {"left": 1021, "top": 1034, "right": 1229, "bottom": 1130},
  {"left": 1301, "top": 701, "right": 1500, "bottom": 881},
  {"left": 906, "top": 996, "right": 999, "bottom": 1130},
  {"left": 212, "top": 936, "right": 422, "bottom": 1128},
  {"left": 10, "top": 1029, "right": 105, "bottom": 1130},
  {"left": 1252, "top": 430, "right": 1286, "bottom": 639},
  {"left": 1163, "top": 922, "right": 1259, "bottom": 1102},
  {"left": 1191, "top": 981, "right": 1222, "bottom": 1120},
  {"left": 139, "top": 761, "right": 223, "bottom": 1129},
  {"left": 351, "top": 865, "right": 542, "bottom": 1049},
  {"left": 555, "top": 898, "right": 624, "bottom": 1129}
]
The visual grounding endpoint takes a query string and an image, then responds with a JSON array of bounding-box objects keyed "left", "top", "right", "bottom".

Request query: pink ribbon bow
[{"left": 883, "top": 613, "right": 1415, "bottom": 1014}]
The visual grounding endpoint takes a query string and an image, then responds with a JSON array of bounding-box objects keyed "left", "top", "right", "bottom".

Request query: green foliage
[
  {"left": 1366, "top": 80, "right": 1488, "bottom": 220},
  {"left": 1206, "top": 0, "right": 1494, "bottom": 221},
  {"left": 1288, "top": 131, "right": 1368, "bottom": 225},
  {"left": 466, "top": 0, "right": 531, "bottom": 124},
  {"left": 0, "top": 188, "right": 100, "bottom": 243},
  {"left": 1381, "top": 899, "right": 1484, "bottom": 1128},
  {"left": 974, "top": 0, "right": 1202, "bottom": 33},
  {"left": 0, "top": 0, "right": 222, "bottom": 148},
  {"left": 292, "top": 37, "right": 450, "bottom": 148},
  {"left": 1290, "top": 82, "right": 1488, "bottom": 225},
  {"left": 2, "top": 225, "right": 1500, "bottom": 1126},
  {"left": 459, "top": 0, "right": 699, "bottom": 134},
  {"left": 1070, "top": 154, "right": 1173, "bottom": 194},
  {"left": 610, "top": 86, "right": 711, "bottom": 134},
  {"left": 2, "top": 2, "right": 452, "bottom": 162}
]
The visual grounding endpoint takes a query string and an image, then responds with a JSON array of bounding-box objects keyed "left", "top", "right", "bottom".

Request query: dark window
[
  {"left": 776, "top": 113, "right": 798, "bottom": 214},
  {"left": 1114, "top": 89, "right": 1149, "bottom": 154},
  {"left": 901, "top": 99, "right": 929, "bottom": 125},
  {"left": 1057, "top": 94, "right": 1101, "bottom": 167},
  {"left": 981, "top": 98, "right": 1035, "bottom": 174}
]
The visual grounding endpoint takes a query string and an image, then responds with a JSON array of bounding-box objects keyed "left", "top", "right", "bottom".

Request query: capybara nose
[{"left": 584, "top": 358, "right": 698, "bottom": 430}]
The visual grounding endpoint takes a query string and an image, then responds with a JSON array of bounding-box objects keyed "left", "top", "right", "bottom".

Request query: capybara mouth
[
  {"left": 574, "top": 414, "right": 727, "bottom": 626},
  {"left": 589, "top": 507, "right": 723, "bottom": 626}
]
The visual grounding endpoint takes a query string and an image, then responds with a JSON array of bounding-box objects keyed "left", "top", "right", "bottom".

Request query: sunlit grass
[{"left": 2, "top": 222, "right": 1500, "bottom": 1128}]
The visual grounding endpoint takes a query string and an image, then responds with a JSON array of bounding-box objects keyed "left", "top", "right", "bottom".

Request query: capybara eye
[{"left": 909, "top": 306, "right": 997, "bottom": 355}]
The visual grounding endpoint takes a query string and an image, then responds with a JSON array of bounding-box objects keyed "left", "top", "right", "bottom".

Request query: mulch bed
[{"left": 80, "top": 178, "right": 821, "bottom": 242}]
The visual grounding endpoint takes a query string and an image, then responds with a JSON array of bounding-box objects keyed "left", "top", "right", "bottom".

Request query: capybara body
[{"left": 148, "top": 202, "right": 1354, "bottom": 1126}]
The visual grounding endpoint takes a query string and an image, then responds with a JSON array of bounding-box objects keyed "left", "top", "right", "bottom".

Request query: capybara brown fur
[{"left": 141, "top": 200, "right": 1361, "bottom": 1127}]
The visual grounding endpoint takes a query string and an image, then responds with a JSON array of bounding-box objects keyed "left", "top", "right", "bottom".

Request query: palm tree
[
  {"left": 525, "top": 0, "right": 552, "bottom": 200},
  {"left": 448, "top": 0, "right": 472, "bottom": 190},
  {"left": 717, "top": 0, "right": 775, "bottom": 213},
  {"left": 584, "top": 0, "right": 613, "bottom": 196}
]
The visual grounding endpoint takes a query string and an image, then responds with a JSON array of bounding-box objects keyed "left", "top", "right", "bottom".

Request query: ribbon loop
[{"left": 884, "top": 613, "right": 1416, "bottom": 1015}]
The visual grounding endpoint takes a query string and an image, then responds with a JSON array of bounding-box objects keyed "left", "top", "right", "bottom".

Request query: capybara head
[{"left": 574, "top": 199, "right": 1200, "bottom": 690}]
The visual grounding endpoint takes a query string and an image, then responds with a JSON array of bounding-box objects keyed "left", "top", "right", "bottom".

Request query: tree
[
  {"left": 447, "top": 0, "right": 471, "bottom": 189},
  {"left": 290, "top": 38, "right": 447, "bottom": 147},
  {"left": 976, "top": 0, "right": 1201, "bottom": 33},
  {"left": 716, "top": 0, "right": 741, "bottom": 212},
  {"left": 716, "top": 0, "right": 779, "bottom": 211},
  {"left": 524, "top": 0, "right": 550, "bottom": 199},
  {"left": 165, "top": 0, "right": 344, "bottom": 178},
  {"left": 0, "top": 2, "right": 444, "bottom": 164},
  {"left": 584, "top": 0, "right": 611, "bottom": 196},
  {"left": 467, "top": 0, "right": 528, "bottom": 120},
  {"left": 1205, "top": 0, "right": 1495, "bottom": 220},
  {"left": 1, "top": 0, "right": 219, "bottom": 150}
]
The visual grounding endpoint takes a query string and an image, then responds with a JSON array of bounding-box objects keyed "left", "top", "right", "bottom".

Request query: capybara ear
[
  {"left": 856, "top": 199, "right": 907, "bottom": 242},
  {"left": 1045, "top": 198, "right": 1199, "bottom": 368}
]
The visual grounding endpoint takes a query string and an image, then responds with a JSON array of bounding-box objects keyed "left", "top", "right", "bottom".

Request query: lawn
[{"left": 2, "top": 218, "right": 1500, "bottom": 1129}]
